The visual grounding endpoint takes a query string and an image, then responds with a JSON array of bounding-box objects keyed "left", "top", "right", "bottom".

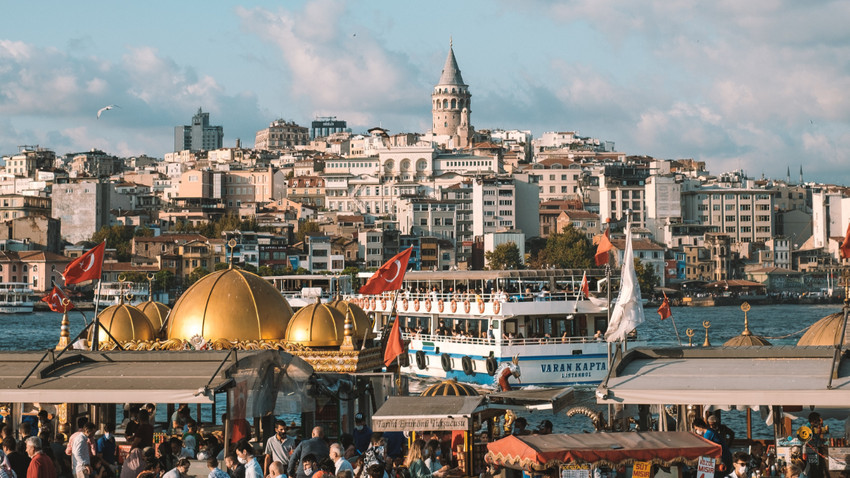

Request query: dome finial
[
  {"left": 450, "top": 36, "right": 452, "bottom": 49},
  {"left": 340, "top": 308, "right": 355, "bottom": 351},
  {"left": 741, "top": 302, "right": 752, "bottom": 336},
  {"left": 147, "top": 272, "right": 155, "bottom": 302},
  {"left": 702, "top": 321, "right": 711, "bottom": 347},
  {"left": 227, "top": 238, "right": 237, "bottom": 269}
]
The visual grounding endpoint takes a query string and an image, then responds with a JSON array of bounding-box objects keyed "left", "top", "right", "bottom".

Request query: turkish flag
[
  {"left": 657, "top": 292, "right": 672, "bottom": 320},
  {"left": 580, "top": 272, "right": 590, "bottom": 298},
  {"left": 384, "top": 315, "right": 404, "bottom": 366},
  {"left": 595, "top": 229, "right": 613, "bottom": 266},
  {"left": 42, "top": 285, "right": 74, "bottom": 312},
  {"left": 841, "top": 223, "right": 850, "bottom": 260},
  {"left": 359, "top": 247, "right": 413, "bottom": 295},
  {"left": 62, "top": 241, "right": 105, "bottom": 286}
]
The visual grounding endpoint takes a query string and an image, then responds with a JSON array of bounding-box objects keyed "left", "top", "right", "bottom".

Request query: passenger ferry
[
  {"left": 352, "top": 269, "right": 645, "bottom": 387},
  {"left": 0, "top": 282, "right": 34, "bottom": 313},
  {"left": 95, "top": 281, "right": 148, "bottom": 307}
]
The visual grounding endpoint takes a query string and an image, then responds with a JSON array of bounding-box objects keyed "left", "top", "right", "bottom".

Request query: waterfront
[{"left": 3, "top": 302, "right": 845, "bottom": 438}]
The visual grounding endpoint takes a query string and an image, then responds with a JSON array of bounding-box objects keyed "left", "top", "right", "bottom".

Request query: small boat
[
  {"left": 353, "top": 269, "right": 647, "bottom": 387},
  {"left": 265, "top": 274, "right": 354, "bottom": 310},
  {"left": 95, "top": 282, "right": 148, "bottom": 307},
  {"left": 0, "top": 282, "right": 34, "bottom": 313}
]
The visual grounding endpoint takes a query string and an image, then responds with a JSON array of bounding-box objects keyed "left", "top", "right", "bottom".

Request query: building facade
[{"left": 174, "top": 108, "right": 224, "bottom": 152}]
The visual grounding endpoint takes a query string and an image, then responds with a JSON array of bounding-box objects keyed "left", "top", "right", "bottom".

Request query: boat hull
[{"left": 0, "top": 303, "right": 34, "bottom": 313}]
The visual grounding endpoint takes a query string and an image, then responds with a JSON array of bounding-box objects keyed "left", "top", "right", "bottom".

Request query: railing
[
  {"left": 402, "top": 332, "right": 606, "bottom": 346},
  {"left": 356, "top": 290, "right": 585, "bottom": 303}
]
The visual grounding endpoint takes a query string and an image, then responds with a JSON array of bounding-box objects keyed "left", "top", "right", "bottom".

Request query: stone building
[{"left": 431, "top": 41, "right": 473, "bottom": 149}]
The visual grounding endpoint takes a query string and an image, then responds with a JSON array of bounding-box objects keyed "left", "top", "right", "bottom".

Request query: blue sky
[{"left": 2, "top": 0, "right": 849, "bottom": 185}]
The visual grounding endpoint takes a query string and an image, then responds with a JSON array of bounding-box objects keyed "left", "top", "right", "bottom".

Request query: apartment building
[{"left": 681, "top": 187, "right": 776, "bottom": 243}]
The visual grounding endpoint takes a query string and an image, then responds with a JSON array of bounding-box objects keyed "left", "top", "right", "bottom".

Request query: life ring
[
  {"left": 493, "top": 300, "right": 501, "bottom": 314},
  {"left": 424, "top": 298, "right": 432, "bottom": 312},
  {"left": 370, "top": 298, "right": 376, "bottom": 310},
  {"left": 461, "top": 356, "right": 474, "bottom": 376},
  {"left": 402, "top": 298, "right": 408, "bottom": 311},
  {"left": 477, "top": 299, "right": 485, "bottom": 314},
  {"left": 438, "top": 299, "right": 444, "bottom": 313},
  {"left": 415, "top": 351, "right": 427, "bottom": 370},
  {"left": 380, "top": 298, "right": 387, "bottom": 309},
  {"left": 463, "top": 300, "right": 471, "bottom": 314},
  {"left": 486, "top": 356, "right": 498, "bottom": 376},
  {"left": 441, "top": 353, "right": 452, "bottom": 372},
  {"left": 413, "top": 298, "right": 420, "bottom": 312},
  {"left": 450, "top": 300, "right": 457, "bottom": 313}
]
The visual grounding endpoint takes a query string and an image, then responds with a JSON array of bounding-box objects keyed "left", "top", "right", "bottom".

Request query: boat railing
[
  {"left": 358, "top": 290, "right": 585, "bottom": 303},
  {"left": 402, "top": 332, "right": 606, "bottom": 346}
]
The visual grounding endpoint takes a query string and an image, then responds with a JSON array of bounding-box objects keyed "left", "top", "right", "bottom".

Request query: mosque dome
[
  {"left": 89, "top": 303, "right": 155, "bottom": 347},
  {"left": 327, "top": 297, "right": 375, "bottom": 342},
  {"left": 166, "top": 268, "right": 293, "bottom": 342},
  {"left": 724, "top": 333, "right": 772, "bottom": 347},
  {"left": 138, "top": 300, "right": 171, "bottom": 336},
  {"left": 797, "top": 312, "right": 847, "bottom": 346},
  {"left": 420, "top": 378, "right": 479, "bottom": 397},
  {"left": 284, "top": 301, "right": 348, "bottom": 347}
]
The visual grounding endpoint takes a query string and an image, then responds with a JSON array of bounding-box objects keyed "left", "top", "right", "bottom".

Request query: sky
[{"left": 2, "top": 0, "right": 849, "bottom": 185}]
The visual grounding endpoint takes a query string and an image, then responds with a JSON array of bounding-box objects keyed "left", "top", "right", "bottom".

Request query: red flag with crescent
[
  {"left": 42, "top": 285, "right": 74, "bottom": 312},
  {"left": 359, "top": 247, "right": 413, "bottom": 295},
  {"left": 580, "top": 272, "right": 590, "bottom": 298},
  {"left": 62, "top": 241, "right": 105, "bottom": 286}
]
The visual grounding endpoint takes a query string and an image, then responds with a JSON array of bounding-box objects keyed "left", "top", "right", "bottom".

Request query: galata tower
[{"left": 432, "top": 40, "right": 473, "bottom": 149}]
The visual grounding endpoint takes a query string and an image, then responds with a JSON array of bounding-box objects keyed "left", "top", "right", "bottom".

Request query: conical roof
[{"left": 437, "top": 45, "right": 466, "bottom": 86}]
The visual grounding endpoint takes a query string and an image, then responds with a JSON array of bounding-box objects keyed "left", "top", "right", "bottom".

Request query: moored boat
[
  {"left": 353, "top": 269, "right": 646, "bottom": 387},
  {"left": 0, "top": 282, "right": 34, "bottom": 313}
]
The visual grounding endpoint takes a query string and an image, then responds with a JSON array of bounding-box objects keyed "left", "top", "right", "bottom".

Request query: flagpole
[{"left": 91, "top": 279, "right": 103, "bottom": 351}]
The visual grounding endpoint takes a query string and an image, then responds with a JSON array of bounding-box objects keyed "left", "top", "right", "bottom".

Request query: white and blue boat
[{"left": 353, "top": 269, "right": 646, "bottom": 387}]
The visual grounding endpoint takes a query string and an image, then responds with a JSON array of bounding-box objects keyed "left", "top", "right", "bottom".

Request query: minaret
[{"left": 432, "top": 39, "right": 473, "bottom": 148}]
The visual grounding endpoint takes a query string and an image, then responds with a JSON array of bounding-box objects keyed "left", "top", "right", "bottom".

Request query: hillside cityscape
[{"left": 0, "top": 44, "right": 844, "bottom": 298}]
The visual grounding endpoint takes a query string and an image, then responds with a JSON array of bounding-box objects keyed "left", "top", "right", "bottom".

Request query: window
[
  {"left": 741, "top": 215, "right": 751, "bottom": 222},
  {"left": 725, "top": 204, "right": 735, "bottom": 211},
  {"left": 713, "top": 205, "right": 721, "bottom": 211},
  {"left": 698, "top": 204, "right": 708, "bottom": 211},
  {"left": 420, "top": 218, "right": 427, "bottom": 226}
]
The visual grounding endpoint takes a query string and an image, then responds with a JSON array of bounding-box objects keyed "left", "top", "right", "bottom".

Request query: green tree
[
  {"left": 634, "top": 258, "right": 659, "bottom": 295},
  {"left": 258, "top": 265, "right": 275, "bottom": 277},
  {"left": 533, "top": 225, "right": 593, "bottom": 269},
  {"left": 185, "top": 267, "right": 210, "bottom": 287},
  {"left": 90, "top": 225, "right": 137, "bottom": 262},
  {"left": 154, "top": 270, "right": 175, "bottom": 290},
  {"left": 295, "top": 220, "right": 321, "bottom": 243},
  {"left": 485, "top": 242, "right": 523, "bottom": 270},
  {"left": 214, "top": 262, "right": 230, "bottom": 271},
  {"left": 134, "top": 226, "right": 155, "bottom": 238}
]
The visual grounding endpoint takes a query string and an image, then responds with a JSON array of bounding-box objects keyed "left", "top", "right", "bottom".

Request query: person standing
[
  {"left": 70, "top": 423, "right": 96, "bottom": 478},
  {"left": 96, "top": 423, "right": 116, "bottom": 467},
  {"left": 224, "top": 454, "right": 245, "bottom": 478},
  {"left": 693, "top": 418, "right": 731, "bottom": 478},
  {"left": 403, "top": 440, "right": 444, "bottom": 478},
  {"left": 4, "top": 437, "right": 31, "bottom": 478},
  {"left": 206, "top": 458, "right": 230, "bottom": 478},
  {"left": 264, "top": 421, "right": 295, "bottom": 476},
  {"left": 329, "top": 444, "right": 353, "bottom": 475},
  {"left": 26, "top": 437, "right": 57, "bottom": 478},
  {"left": 287, "top": 428, "right": 329, "bottom": 478},
  {"left": 725, "top": 452, "right": 749, "bottom": 478},
  {"left": 234, "top": 440, "right": 262, "bottom": 478},
  {"left": 352, "top": 415, "right": 371, "bottom": 456}
]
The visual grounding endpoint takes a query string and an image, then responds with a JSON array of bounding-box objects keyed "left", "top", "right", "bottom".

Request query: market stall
[{"left": 486, "top": 431, "right": 721, "bottom": 477}]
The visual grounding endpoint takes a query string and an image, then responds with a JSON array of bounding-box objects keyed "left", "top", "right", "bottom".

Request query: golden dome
[
  {"left": 327, "top": 297, "right": 374, "bottom": 342},
  {"left": 89, "top": 303, "right": 155, "bottom": 347},
  {"left": 420, "top": 378, "right": 480, "bottom": 397},
  {"left": 166, "top": 268, "right": 293, "bottom": 341},
  {"left": 138, "top": 300, "right": 171, "bottom": 335},
  {"left": 797, "top": 312, "right": 847, "bottom": 346},
  {"left": 285, "top": 301, "right": 347, "bottom": 347},
  {"left": 724, "top": 334, "right": 772, "bottom": 346}
]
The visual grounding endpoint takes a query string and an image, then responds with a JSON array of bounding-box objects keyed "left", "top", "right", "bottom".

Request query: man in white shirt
[
  {"left": 71, "top": 422, "right": 96, "bottom": 478},
  {"left": 330, "top": 444, "right": 353, "bottom": 475},
  {"left": 235, "top": 440, "right": 263, "bottom": 478},
  {"left": 163, "top": 458, "right": 191, "bottom": 478},
  {"left": 264, "top": 421, "right": 294, "bottom": 476}
]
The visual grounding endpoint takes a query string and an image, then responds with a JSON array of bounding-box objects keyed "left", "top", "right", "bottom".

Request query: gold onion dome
[
  {"left": 797, "top": 312, "right": 848, "bottom": 346},
  {"left": 724, "top": 333, "right": 772, "bottom": 347},
  {"left": 166, "top": 268, "right": 293, "bottom": 341},
  {"left": 285, "top": 301, "right": 347, "bottom": 347},
  {"left": 89, "top": 303, "right": 156, "bottom": 347},
  {"left": 420, "top": 378, "right": 480, "bottom": 397},
  {"left": 138, "top": 300, "right": 171, "bottom": 336},
  {"left": 327, "top": 297, "right": 375, "bottom": 341}
]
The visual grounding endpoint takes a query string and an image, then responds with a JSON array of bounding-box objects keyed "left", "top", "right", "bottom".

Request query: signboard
[
  {"left": 560, "top": 463, "right": 591, "bottom": 478},
  {"left": 633, "top": 461, "right": 652, "bottom": 478},
  {"left": 373, "top": 416, "right": 469, "bottom": 431},
  {"left": 828, "top": 447, "right": 850, "bottom": 471},
  {"left": 696, "top": 456, "right": 715, "bottom": 478}
]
